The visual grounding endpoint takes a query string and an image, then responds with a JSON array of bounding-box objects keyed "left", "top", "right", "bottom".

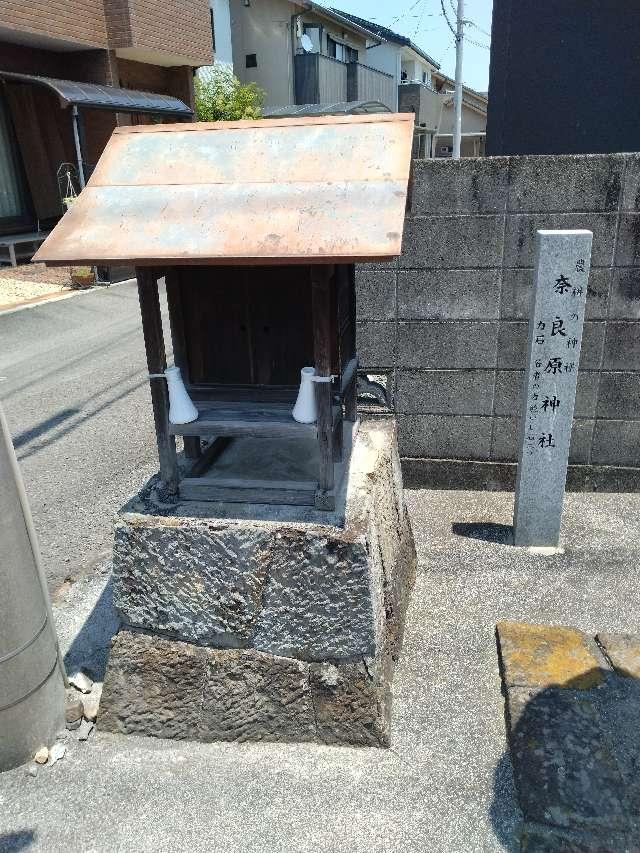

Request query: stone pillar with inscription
[{"left": 513, "top": 230, "right": 593, "bottom": 547}]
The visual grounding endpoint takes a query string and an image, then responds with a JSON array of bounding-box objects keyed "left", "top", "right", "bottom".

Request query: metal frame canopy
[
  {"left": 0, "top": 71, "right": 192, "bottom": 116},
  {"left": 34, "top": 112, "right": 415, "bottom": 267}
]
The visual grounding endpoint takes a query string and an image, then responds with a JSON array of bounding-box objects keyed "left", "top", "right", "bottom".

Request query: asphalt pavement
[{"left": 0, "top": 282, "right": 166, "bottom": 593}]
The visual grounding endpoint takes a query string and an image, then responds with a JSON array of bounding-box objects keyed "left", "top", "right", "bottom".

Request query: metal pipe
[
  {"left": 453, "top": 0, "right": 465, "bottom": 160},
  {"left": 71, "top": 105, "right": 86, "bottom": 189},
  {"left": 0, "top": 403, "right": 66, "bottom": 772}
]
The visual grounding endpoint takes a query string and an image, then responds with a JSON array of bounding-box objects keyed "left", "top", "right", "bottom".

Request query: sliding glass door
[{"left": 0, "top": 93, "right": 31, "bottom": 233}]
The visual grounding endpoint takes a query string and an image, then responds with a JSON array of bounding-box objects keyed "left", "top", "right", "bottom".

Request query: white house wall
[
  {"left": 364, "top": 41, "right": 400, "bottom": 109},
  {"left": 230, "top": 0, "right": 295, "bottom": 107},
  {"left": 212, "top": 0, "right": 233, "bottom": 66}
]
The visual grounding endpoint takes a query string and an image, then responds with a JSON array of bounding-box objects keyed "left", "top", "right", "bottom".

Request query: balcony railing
[{"left": 294, "top": 53, "right": 395, "bottom": 110}]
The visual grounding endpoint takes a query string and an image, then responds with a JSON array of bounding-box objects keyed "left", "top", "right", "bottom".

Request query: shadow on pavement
[
  {"left": 490, "top": 666, "right": 640, "bottom": 851},
  {"left": 451, "top": 521, "right": 514, "bottom": 545},
  {"left": 63, "top": 578, "right": 120, "bottom": 681},
  {"left": 0, "top": 831, "right": 36, "bottom": 852}
]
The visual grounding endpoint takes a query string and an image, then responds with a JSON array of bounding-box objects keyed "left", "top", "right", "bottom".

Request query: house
[
  {"left": 227, "top": 1, "right": 396, "bottom": 111},
  {"left": 0, "top": 0, "right": 213, "bottom": 259},
  {"left": 331, "top": 10, "right": 441, "bottom": 109},
  {"left": 487, "top": 0, "right": 640, "bottom": 154}
]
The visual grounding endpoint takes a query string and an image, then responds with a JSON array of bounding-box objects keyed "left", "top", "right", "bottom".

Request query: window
[
  {"left": 326, "top": 35, "right": 358, "bottom": 63},
  {"left": 302, "top": 23, "right": 322, "bottom": 53},
  {"left": 245, "top": 53, "right": 257, "bottom": 68},
  {"left": 422, "top": 71, "right": 428, "bottom": 83},
  {"left": 210, "top": 9, "right": 215, "bottom": 52}
]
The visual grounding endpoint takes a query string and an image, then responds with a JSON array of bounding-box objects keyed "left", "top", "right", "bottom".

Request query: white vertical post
[
  {"left": 452, "top": 0, "right": 464, "bottom": 160},
  {"left": 513, "top": 230, "right": 593, "bottom": 548},
  {"left": 72, "top": 105, "right": 86, "bottom": 189}
]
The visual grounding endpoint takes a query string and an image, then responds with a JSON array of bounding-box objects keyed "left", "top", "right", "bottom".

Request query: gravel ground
[
  {"left": 2, "top": 487, "right": 639, "bottom": 852},
  {"left": 0, "top": 264, "right": 75, "bottom": 308}
]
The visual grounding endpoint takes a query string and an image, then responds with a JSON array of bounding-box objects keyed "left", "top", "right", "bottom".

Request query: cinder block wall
[{"left": 356, "top": 155, "right": 640, "bottom": 489}]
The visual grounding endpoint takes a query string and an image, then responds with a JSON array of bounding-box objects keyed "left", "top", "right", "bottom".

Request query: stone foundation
[{"left": 99, "top": 419, "right": 416, "bottom": 747}]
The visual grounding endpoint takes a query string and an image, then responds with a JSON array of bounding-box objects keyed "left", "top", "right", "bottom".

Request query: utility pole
[
  {"left": 0, "top": 404, "right": 66, "bottom": 771},
  {"left": 453, "top": 0, "right": 465, "bottom": 159}
]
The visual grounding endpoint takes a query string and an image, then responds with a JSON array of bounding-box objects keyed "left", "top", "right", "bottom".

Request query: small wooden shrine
[{"left": 35, "top": 113, "right": 414, "bottom": 511}]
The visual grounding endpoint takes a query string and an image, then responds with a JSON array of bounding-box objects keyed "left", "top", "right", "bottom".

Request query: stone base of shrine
[{"left": 98, "top": 419, "right": 416, "bottom": 747}]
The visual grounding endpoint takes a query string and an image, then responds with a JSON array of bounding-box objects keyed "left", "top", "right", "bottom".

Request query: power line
[{"left": 440, "top": 0, "right": 457, "bottom": 37}]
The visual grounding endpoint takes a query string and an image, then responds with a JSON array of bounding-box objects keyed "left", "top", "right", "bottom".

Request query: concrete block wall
[{"left": 356, "top": 154, "right": 640, "bottom": 488}]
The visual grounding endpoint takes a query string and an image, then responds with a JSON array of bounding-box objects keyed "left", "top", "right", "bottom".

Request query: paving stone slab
[
  {"left": 497, "top": 622, "right": 606, "bottom": 690},
  {"left": 596, "top": 632, "right": 640, "bottom": 679},
  {"left": 520, "top": 823, "right": 633, "bottom": 853},
  {"left": 505, "top": 686, "right": 628, "bottom": 834}
]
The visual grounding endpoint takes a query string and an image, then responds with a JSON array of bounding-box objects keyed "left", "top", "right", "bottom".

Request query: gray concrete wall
[{"left": 356, "top": 154, "right": 640, "bottom": 488}]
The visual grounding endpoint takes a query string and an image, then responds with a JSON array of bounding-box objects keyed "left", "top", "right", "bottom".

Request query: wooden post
[
  {"left": 312, "top": 265, "right": 335, "bottom": 503},
  {"left": 344, "top": 264, "right": 358, "bottom": 423},
  {"left": 165, "top": 270, "right": 201, "bottom": 461},
  {"left": 136, "top": 267, "right": 179, "bottom": 494}
]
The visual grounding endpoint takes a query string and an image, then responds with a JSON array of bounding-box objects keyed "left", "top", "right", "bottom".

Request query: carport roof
[{"left": 0, "top": 71, "right": 192, "bottom": 116}]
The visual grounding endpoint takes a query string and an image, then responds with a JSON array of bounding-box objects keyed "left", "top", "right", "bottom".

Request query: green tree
[{"left": 194, "top": 65, "right": 264, "bottom": 122}]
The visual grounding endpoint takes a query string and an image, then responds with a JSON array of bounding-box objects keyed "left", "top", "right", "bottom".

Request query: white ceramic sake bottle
[
  {"left": 292, "top": 366, "right": 317, "bottom": 424},
  {"left": 165, "top": 365, "right": 199, "bottom": 425}
]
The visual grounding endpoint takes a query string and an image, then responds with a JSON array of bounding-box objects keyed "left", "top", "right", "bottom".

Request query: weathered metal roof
[
  {"left": 0, "top": 71, "right": 192, "bottom": 116},
  {"left": 34, "top": 113, "right": 414, "bottom": 267}
]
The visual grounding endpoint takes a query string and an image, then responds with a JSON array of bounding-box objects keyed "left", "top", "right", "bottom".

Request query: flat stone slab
[
  {"left": 596, "top": 632, "right": 640, "bottom": 678},
  {"left": 111, "top": 419, "right": 415, "bottom": 663},
  {"left": 497, "top": 621, "right": 640, "bottom": 849},
  {"left": 497, "top": 621, "right": 605, "bottom": 690}
]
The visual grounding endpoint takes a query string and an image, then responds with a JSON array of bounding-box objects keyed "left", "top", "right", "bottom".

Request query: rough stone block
[
  {"left": 603, "top": 321, "right": 640, "bottom": 369},
  {"left": 494, "top": 371, "right": 598, "bottom": 419},
  {"left": 103, "top": 420, "right": 416, "bottom": 746},
  {"left": 596, "top": 633, "right": 640, "bottom": 679},
  {"left": 410, "top": 157, "right": 509, "bottom": 215},
  {"left": 112, "top": 522, "right": 270, "bottom": 647},
  {"left": 504, "top": 214, "right": 616, "bottom": 268},
  {"left": 397, "top": 269, "right": 501, "bottom": 320},
  {"left": 615, "top": 214, "right": 640, "bottom": 266},
  {"left": 497, "top": 322, "right": 605, "bottom": 370},
  {"left": 597, "top": 373, "right": 640, "bottom": 419},
  {"left": 592, "top": 420, "right": 640, "bottom": 467},
  {"left": 397, "top": 414, "right": 492, "bottom": 460},
  {"left": 500, "top": 268, "right": 611, "bottom": 320},
  {"left": 395, "top": 369, "right": 494, "bottom": 415},
  {"left": 355, "top": 268, "right": 396, "bottom": 320},
  {"left": 98, "top": 630, "right": 206, "bottom": 739},
  {"left": 100, "top": 632, "right": 398, "bottom": 747},
  {"left": 496, "top": 621, "right": 605, "bottom": 690},
  {"left": 399, "top": 215, "right": 503, "bottom": 269},
  {"left": 507, "top": 154, "right": 623, "bottom": 213},
  {"left": 397, "top": 321, "right": 498, "bottom": 369},
  {"left": 250, "top": 531, "right": 377, "bottom": 660},
  {"left": 200, "top": 649, "right": 315, "bottom": 743},
  {"left": 609, "top": 268, "right": 640, "bottom": 319},
  {"left": 356, "top": 320, "right": 396, "bottom": 368}
]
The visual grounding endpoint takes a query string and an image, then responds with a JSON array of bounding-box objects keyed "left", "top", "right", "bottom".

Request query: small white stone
[
  {"left": 26, "top": 764, "right": 38, "bottom": 778},
  {"left": 34, "top": 747, "right": 48, "bottom": 765},
  {"left": 68, "top": 671, "right": 93, "bottom": 693},
  {"left": 82, "top": 683, "right": 103, "bottom": 722},
  {"left": 48, "top": 742, "right": 66, "bottom": 765},
  {"left": 77, "top": 719, "right": 94, "bottom": 741}
]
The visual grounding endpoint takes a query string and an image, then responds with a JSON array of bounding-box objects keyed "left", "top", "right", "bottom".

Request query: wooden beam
[
  {"left": 187, "top": 436, "right": 232, "bottom": 478},
  {"left": 183, "top": 437, "right": 202, "bottom": 460},
  {"left": 136, "top": 267, "right": 179, "bottom": 494},
  {"left": 312, "top": 264, "right": 335, "bottom": 498}
]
